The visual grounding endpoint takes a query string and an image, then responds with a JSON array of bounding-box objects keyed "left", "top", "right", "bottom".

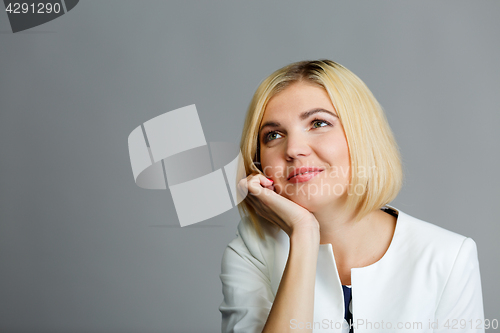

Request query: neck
[
  {"left": 310, "top": 195, "right": 357, "bottom": 243},
  {"left": 312, "top": 203, "right": 396, "bottom": 265}
]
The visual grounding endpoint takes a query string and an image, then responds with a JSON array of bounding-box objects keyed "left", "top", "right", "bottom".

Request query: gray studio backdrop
[{"left": 1, "top": 1, "right": 499, "bottom": 332}]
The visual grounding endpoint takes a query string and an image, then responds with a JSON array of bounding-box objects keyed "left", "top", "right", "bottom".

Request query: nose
[{"left": 285, "top": 132, "right": 312, "bottom": 161}]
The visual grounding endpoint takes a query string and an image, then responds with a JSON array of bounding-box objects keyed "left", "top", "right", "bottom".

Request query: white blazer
[{"left": 219, "top": 207, "right": 485, "bottom": 333}]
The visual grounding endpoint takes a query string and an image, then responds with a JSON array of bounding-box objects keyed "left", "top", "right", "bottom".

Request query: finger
[
  {"left": 263, "top": 184, "right": 275, "bottom": 191},
  {"left": 244, "top": 174, "right": 269, "bottom": 192},
  {"left": 250, "top": 174, "right": 273, "bottom": 187},
  {"left": 251, "top": 178, "right": 275, "bottom": 197},
  {"left": 260, "top": 176, "right": 274, "bottom": 189}
]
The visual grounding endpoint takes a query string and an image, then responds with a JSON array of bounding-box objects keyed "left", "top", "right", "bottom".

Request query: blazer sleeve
[
  {"left": 434, "top": 237, "right": 485, "bottom": 332},
  {"left": 219, "top": 222, "right": 274, "bottom": 333}
]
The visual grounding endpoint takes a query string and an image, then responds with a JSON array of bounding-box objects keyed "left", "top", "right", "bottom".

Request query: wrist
[{"left": 290, "top": 219, "right": 320, "bottom": 242}]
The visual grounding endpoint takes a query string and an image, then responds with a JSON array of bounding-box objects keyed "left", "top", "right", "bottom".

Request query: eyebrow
[{"left": 259, "top": 108, "right": 338, "bottom": 133}]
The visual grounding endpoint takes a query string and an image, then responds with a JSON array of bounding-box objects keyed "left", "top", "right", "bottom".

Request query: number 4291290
[{"left": 5, "top": 2, "right": 62, "bottom": 14}]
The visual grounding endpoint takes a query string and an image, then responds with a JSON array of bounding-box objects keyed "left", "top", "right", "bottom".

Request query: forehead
[{"left": 263, "top": 82, "right": 334, "bottom": 120}]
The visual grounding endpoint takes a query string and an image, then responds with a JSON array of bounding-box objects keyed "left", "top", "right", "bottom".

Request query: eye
[
  {"left": 311, "top": 119, "right": 332, "bottom": 128},
  {"left": 264, "top": 131, "right": 282, "bottom": 143}
]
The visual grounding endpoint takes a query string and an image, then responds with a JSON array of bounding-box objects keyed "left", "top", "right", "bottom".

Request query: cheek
[
  {"left": 260, "top": 154, "right": 290, "bottom": 194},
  {"left": 339, "top": 139, "right": 351, "bottom": 171},
  {"left": 319, "top": 137, "right": 351, "bottom": 180},
  {"left": 338, "top": 143, "right": 350, "bottom": 168},
  {"left": 320, "top": 139, "right": 348, "bottom": 163},
  {"left": 260, "top": 154, "right": 282, "bottom": 178}
]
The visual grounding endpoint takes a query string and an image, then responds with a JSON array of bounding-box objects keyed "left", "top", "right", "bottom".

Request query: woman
[{"left": 219, "top": 60, "right": 484, "bottom": 333}]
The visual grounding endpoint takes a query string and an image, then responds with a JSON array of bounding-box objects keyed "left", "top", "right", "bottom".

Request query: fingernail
[{"left": 267, "top": 178, "right": 274, "bottom": 183}]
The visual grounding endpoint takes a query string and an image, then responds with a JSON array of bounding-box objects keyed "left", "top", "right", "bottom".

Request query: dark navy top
[{"left": 342, "top": 285, "right": 353, "bottom": 332}]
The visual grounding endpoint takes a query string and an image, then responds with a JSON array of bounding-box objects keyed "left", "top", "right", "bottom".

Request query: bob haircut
[{"left": 237, "top": 60, "right": 403, "bottom": 239}]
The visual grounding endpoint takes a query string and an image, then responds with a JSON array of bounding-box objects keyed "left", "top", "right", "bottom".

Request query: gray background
[{"left": 1, "top": 1, "right": 499, "bottom": 332}]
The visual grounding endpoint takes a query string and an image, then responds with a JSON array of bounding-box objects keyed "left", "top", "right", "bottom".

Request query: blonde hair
[{"left": 237, "top": 60, "right": 403, "bottom": 239}]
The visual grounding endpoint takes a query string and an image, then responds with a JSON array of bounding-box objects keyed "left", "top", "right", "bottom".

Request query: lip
[{"left": 287, "top": 167, "right": 324, "bottom": 183}]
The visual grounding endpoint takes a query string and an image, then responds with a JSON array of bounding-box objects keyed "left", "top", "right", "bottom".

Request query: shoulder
[
  {"left": 221, "top": 216, "right": 282, "bottom": 277},
  {"left": 398, "top": 209, "right": 466, "bottom": 243},
  {"left": 391, "top": 206, "right": 478, "bottom": 268}
]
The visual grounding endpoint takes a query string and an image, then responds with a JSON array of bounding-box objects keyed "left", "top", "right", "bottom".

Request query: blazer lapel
[{"left": 270, "top": 231, "right": 346, "bottom": 333}]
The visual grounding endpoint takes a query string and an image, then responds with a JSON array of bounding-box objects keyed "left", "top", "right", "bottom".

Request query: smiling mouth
[
  {"left": 288, "top": 170, "right": 324, "bottom": 183},
  {"left": 292, "top": 171, "right": 313, "bottom": 178},
  {"left": 287, "top": 167, "right": 324, "bottom": 180}
]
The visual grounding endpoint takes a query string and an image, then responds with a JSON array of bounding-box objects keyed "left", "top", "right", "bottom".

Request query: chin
[{"left": 287, "top": 194, "right": 328, "bottom": 213}]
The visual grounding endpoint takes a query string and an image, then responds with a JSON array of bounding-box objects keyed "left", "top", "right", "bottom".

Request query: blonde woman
[{"left": 219, "top": 60, "right": 484, "bottom": 333}]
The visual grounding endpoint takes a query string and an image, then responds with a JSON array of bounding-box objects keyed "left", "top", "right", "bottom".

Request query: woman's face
[{"left": 258, "top": 81, "right": 351, "bottom": 212}]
